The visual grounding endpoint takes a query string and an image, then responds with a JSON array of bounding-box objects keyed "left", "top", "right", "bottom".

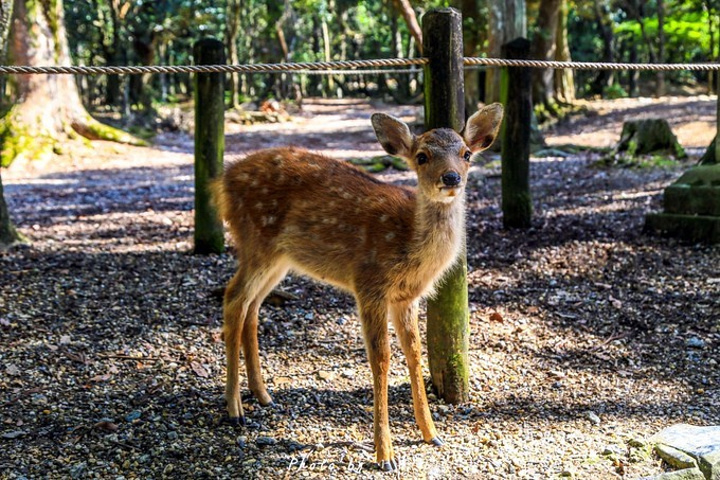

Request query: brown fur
[{"left": 214, "top": 104, "right": 504, "bottom": 468}]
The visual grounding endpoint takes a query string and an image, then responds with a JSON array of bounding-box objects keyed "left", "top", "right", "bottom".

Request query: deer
[{"left": 211, "top": 103, "right": 504, "bottom": 471}]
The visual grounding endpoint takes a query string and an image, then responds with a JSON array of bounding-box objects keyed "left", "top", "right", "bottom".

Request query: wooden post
[
  {"left": 716, "top": 82, "right": 720, "bottom": 165},
  {"left": 500, "top": 38, "right": 532, "bottom": 229},
  {"left": 193, "top": 38, "right": 226, "bottom": 254},
  {"left": 423, "top": 7, "right": 470, "bottom": 405}
]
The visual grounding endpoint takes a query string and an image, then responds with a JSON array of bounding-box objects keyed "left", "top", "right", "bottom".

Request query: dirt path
[
  {"left": 546, "top": 95, "right": 716, "bottom": 151},
  {"left": 1, "top": 97, "right": 718, "bottom": 480}
]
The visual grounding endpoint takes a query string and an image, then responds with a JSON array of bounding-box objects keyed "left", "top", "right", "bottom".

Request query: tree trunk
[
  {"left": 553, "top": 0, "right": 574, "bottom": 103},
  {"left": 531, "top": 0, "right": 561, "bottom": 107},
  {"left": 591, "top": 0, "right": 614, "bottom": 95},
  {"left": 392, "top": 0, "right": 423, "bottom": 55},
  {"left": 656, "top": 0, "right": 665, "bottom": 96},
  {"left": 485, "top": 0, "right": 526, "bottom": 104},
  {"left": 0, "top": 0, "right": 23, "bottom": 248},
  {"left": 457, "top": 0, "right": 483, "bottom": 116},
  {"left": 1, "top": 0, "right": 143, "bottom": 167},
  {"left": 226, "top": 0, "right": 241, "bottom": 108}
]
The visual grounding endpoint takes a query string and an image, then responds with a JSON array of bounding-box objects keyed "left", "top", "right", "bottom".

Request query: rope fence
[{"left": 1, "top": 57, "right": 720, "bottom": 76}]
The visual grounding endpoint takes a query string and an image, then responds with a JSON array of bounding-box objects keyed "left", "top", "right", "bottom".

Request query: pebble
[
  {"left": 685, "top": 337, "right": 705, "bottom": 348},
  {"left": 585, "top": 411, "right": 601, "bottom": 425},
  {"left": 255, "top": 436, "right": 277, "bottom": 447},
  {"left": 125, "top": 411, "right": 142, "bottom": 422}
]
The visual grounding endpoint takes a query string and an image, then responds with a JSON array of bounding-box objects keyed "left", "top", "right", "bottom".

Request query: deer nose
[{"left": 441, "top": 171, "right": 461, "bottom": 187}]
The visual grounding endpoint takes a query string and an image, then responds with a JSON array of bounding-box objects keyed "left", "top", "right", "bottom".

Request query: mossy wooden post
[
  {"left": 500, "top": 38, "right": 532, "bottom": 229},
  {"left": 423, "top": 8, "right": 470, "bottom": 404},
  {"left": 716, "top": 84, "right": 720, "bottom": 165},
  {"left": 194, "top": 38, "right": 225, "bottom": 254}
]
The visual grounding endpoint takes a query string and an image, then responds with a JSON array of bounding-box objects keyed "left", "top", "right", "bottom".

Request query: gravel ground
[{"left": 1, "top": 98, "right": 719, "bottom": 479}]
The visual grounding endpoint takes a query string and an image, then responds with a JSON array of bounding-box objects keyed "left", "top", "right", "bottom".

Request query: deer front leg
[
  {"left": 390, "top": 301, "right": 441, "bottom": 445},
  {"left": 359, "top": 299, "right": 396, "bottom": 471}
]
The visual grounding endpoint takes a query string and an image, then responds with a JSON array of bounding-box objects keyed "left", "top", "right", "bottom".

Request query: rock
[
  {"left": 124, "top": 411, "right": 142, "bottom": 422},
  {"left": 656, "top": 444, "right": 697, "bottom": 470},
  {"left": 602, "top": 445, "right": 625, "bottom": 456},
  {"left": 643, "top": 468, "right": 706, "bottom": 480},
  {"left": 255, "top": 436, "right": 277, "bottom": 447},
  {"left": 652, "top": 424, "right": 720, "bottom": 480},
  {"left": 585, "top": 411, "right": 601, "bottom": 425},
  {"left": 685, "top": 337, "right": 705, "bottom": 349}
]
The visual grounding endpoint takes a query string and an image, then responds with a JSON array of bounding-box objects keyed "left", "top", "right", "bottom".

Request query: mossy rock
[
  {"left": 616, "top": 119, "right": 686, "bottom": 159},
  {"left": 699, "top": 137, "right": 718, "bottom": 165}
]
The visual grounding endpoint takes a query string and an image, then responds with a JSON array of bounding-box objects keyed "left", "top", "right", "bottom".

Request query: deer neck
[{"left": 409, "top": 193, "right": 465, "bottom": 272}]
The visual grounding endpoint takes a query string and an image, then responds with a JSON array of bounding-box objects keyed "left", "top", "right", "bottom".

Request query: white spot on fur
[
  {"left": 379, "top": 214, "right": 389, "bottom": 222},
  {"left": 262, "top": 216, "right": 276, "bottom": 226},
  {"left": 385, "top": 232, "right": 396, "bottom": 241},
  {"left": 262, "top": 187, "right": 269, "bottom": 195},
  {"left": 255, "top": 202, "right": 263, "bottom": 209},
  {"left": 239, "top": 173, "right": 250, "bottom": 181},
  {"left": 251, "top": 179, "right": 259, "bottom": 187}
]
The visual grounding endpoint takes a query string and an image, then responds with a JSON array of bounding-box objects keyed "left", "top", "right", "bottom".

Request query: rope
[
  {"left": 0, "top": 57, "right": 718, "bottom": 75},
  {"left": 283, "top": 67, "right": 423, "bottom": 76},
  {"left": 0, "top": 58, "right": 427, "bottom": 75},
  {"left": 464, "top": 57, "right": 720, "bottom": 71}
]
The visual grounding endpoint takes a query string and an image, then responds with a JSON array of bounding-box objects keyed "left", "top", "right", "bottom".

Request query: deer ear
[
  {"left": 464, "top": 103, "right": 504, "bottom": 153},
  {"left": 371, "top": 113, "right": 414, "bottom": 158}
]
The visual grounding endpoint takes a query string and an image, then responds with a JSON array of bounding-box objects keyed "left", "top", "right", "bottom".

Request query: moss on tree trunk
[
  {"left": 1, "top": 0, "right": 145, "bottom": 167},
  {"left": 0, "top": 170, "right": 25, "bottom": 248},
  {"left": 605, "top": 119, "right": 686, "bottom": 165}
]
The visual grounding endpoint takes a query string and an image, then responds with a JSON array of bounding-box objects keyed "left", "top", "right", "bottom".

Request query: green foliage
[
  {"left": 602, "top": 83, "right": 628, "bottom": 99},
  {"left": 569, "top": 0, "right": 717, "bottom": 98}
]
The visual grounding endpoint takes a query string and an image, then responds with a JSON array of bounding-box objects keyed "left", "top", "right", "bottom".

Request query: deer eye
[
  {"left": 463, "top": 150, "right": 472, "bottom": 161},
  {"left": 416, "top": 153, "right": 428, "bottom": 165}
]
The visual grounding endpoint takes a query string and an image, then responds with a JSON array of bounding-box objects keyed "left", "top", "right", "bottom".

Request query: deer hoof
[
  {"left": 228, "top": 415, "right": 246, "bottom": 427},
  {"left": 428, "top": 437, "right": 444, "bottom": 447},
  {"left": 379, "top": 459, "right": 397, "bottom": 472}
]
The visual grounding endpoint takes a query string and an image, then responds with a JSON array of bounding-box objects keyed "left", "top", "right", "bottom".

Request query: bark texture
[
  {"left": 531, "top": 0, "right": 561, "bottom": 107},
  {"left": 1, "top": 0, "right": 143, "bottom": 167},
  {"left": 553, "top": 0, "right": 574, "bottom": 103},
  {"left": 485, "top": 0, "right": 526, "bottom": 104},
  {"left": 0, "top": 0, "right": 24, "bottom": 248}
]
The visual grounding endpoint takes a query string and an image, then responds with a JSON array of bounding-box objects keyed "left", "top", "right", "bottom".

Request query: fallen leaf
[
  {"left": 6, "top": 364, "right": 20, "bottom": 376},
  {"left": 317, "top": 370, "right": 336, "bottom": 381},
  {"left": 94, "top": 421, "right": 118, "bottom": 432},
  {"left": 489, "top": 312, "right": 504, "bottom": 323},
  {"left": 273, "top": 376, "right": 293, "bottom": 386},
  {"left": 190, "top": 361, "right": 209, "bottom": 378},
  {"left": 64, "top": 351, "right": 87, "bottom": 364}
]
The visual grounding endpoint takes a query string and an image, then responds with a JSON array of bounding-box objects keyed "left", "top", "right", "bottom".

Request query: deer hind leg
[
  {"left": 223, "top": 269, "right": 251, "bottom": 425},
  {"left": 242, "top": 262, "right": 288, "bottom": 406},
  {"left": 358, "top": 297, "right": 396, "bottom": 471},
  {"left": 390, "top": 301, "right": 441, "bottom": 445},
  {"left": 223, "top": 257, "right": 286, "bottom": 424}
]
